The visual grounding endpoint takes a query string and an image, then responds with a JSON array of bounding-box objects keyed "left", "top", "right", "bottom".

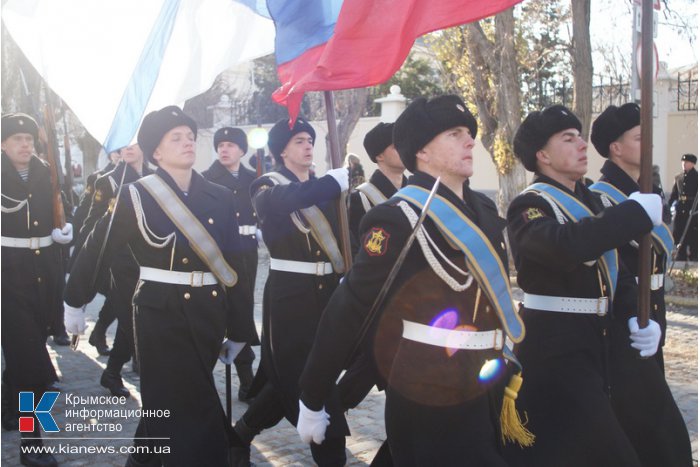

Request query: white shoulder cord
[
  {"left": 533, "top": 192, "right": 568, "bottom": 225},
  {"left": 398, "top": 201, "right": 473, "bottom": 292},
  {"left": 0, "top": 193, "right": 28, "bottom": 213},
  {"left": 599, "top": 193, "right": 613, "bottom": 208},
  {"left": 129, "top": 185, "right": 176, "bottom": 249}
]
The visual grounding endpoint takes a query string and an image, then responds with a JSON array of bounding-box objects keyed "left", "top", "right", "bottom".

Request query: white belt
[
  {"left": 1, "top": 235, "right": 53, "bottom": 249},
  {"left": 402, "top": 320, "right": 507, "bottom": 351},
  {"left": 523, "top": 293, "right": 608, "bottom": 315},
  {"left": 269, "top": 258, "right": 333, "bottom": 276},
  {"left": 239, "top": 225, "right": 256, "bottom": 236},
  {"left": 635, "top": 274, "right": 664, "bottom": 291},
  {"left": 139, "top": 267, "right": 217, "bottom": 287}
]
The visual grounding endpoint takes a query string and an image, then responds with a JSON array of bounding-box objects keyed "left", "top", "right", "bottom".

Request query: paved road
[{"left": 2, "top": 250, "right": 696, "bottom": 466}]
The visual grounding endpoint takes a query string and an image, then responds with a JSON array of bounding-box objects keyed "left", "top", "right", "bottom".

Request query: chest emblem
[
  {"left": 364, "top": 227, "right": 390, "bottom": 256},
  {"left": 94, "top": 189, "right": 103, "bottom": 203}
]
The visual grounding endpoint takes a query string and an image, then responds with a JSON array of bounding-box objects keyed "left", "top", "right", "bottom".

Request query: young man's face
[
  {"left": 376, "top": 144, "right": 405, "bottom": 172},
  {"left": 281, "top": 132, "right": 314, "bottom": 172},
  {"left": 120, "top": 144, "right": 143, "bottom": 166},
  {"left": 538, "top": 128, "right": 588, "bottom": 181},
  {"left": 683, "top": 160, "right": 695, "bottom": 172},
  {"left": 610, "top": 125, "right": 641, "bottom": 170},
  {"left": 419, "top": 126, "right": 475, "bottom": 179},
  {"left": 152, "top": 125, "right": 196, "bottom": 171},
  {"left": 217, "top": 141, "right": 244, "bottom": 169},
  {"left": 1, "top": 133, "right": 35, "bottom": 169}
]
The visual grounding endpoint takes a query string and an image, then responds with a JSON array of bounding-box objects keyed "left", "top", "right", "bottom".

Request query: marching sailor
[
  {"left": 589, "top": 103, "right": 693, "bottom": 467},
  {"left": 298, "top": 95, "right": 529, "bottom": 466},
  {"left": 64, "top": 106, "right": 256, "bottom": 467},
  {"left": 504, "top": 105, "right": 663, "bottom": 467},
  {"left": 203, "top": 126, "right": 261, "bottom": 403}
]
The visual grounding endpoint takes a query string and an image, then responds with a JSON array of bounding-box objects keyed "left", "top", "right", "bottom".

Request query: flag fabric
[
  {"left": 268, "top": 0, "right": 523, "bottom": 122},
  {"left": 2, "top": 0, "right": 275, "bottom": 152}
]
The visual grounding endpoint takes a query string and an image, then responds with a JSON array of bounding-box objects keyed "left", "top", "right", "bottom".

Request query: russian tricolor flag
[{"left": 266, "top": 0, "right": 523, "bottom": 122}]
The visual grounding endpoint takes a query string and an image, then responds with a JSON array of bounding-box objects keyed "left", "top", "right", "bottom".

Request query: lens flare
[
  {"left": 479, "top": 358, "right": 504, "bottom": 383},
  {"left": 429, "top": 309, "right": 458, "bottom": 329}
]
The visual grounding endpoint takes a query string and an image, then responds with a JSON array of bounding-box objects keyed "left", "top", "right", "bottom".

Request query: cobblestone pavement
[{"left": 1, "top": 250, "right": 696, "bottom": 466}]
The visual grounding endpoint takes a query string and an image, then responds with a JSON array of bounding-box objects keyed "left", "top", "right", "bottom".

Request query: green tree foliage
[{"left": 369, "top": 52, "right": 447, "bottom": 112}]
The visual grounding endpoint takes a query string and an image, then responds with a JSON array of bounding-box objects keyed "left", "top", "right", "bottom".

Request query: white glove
[
  {"left": 297, "top": 399, "right": 330, "bottom": 444},
  {"left": 51, "top": 223, "right": 73, "bottom": 245},
  {"left": 218, "top": 339, "right": 246, "bottom": 365},
  {"left": 629, "top": 192, "right": 662, "bottom": 226},
  {"left": 628, "top": 317, "right": 661, "bottom": 358},
  {"left": 325, "top": 167, "right": 349, "bottom": 192},
  {"left": 255, "top": 228, "right": 264, "bottom": 244},
  {"left": 64, "top": 303, "right": 87, "bottom": 335}
]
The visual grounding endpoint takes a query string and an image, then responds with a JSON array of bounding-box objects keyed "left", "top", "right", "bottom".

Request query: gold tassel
[{"left": 500, "top": 372, "right": 535, "bottom": 447}]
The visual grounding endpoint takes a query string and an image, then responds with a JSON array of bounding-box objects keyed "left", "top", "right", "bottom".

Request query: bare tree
[
  {"left": 431, "top": 9, "right": 527, "bottom": 214},
  {"left": 321, "top": 88, "right": 370, "bottom": 169},
  {"left": 571, "top": 0, "right": 593, "bottom": 140}
]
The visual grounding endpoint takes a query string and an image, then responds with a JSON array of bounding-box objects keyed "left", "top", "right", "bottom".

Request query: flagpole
[
  {"left": 637, "top": 0, "right": 654, "bottom": 328},
  {"left": 323, "top": 90, "right": 353, "bottom": 271}
]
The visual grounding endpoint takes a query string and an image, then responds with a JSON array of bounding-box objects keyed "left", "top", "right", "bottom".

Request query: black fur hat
[
  {"left": 267, "top": 118, "right": 315, "bottom": 165},
  {"left": 513, "top": 105, "right": 582, "bottom": 172},
  {"left": 363, "top": 122, "right": 394, "bottom": 163},
  {"left": 1, "top": 113, "right": 39, "bottom": 142},
  {"left": 590, "top": 103, "right": 640, "bottom": 157},
  {"left": 214, "top": 127, "right": 248, "bottom": 154},
  {"left": 137, "top": 106, "right": 197, "bottom": 163},
  {"left": 682, "top": 153, "right": 697, "bottom": 163},
  {"left": 393, "top": 95, "right": 477, "bottom": 173}
]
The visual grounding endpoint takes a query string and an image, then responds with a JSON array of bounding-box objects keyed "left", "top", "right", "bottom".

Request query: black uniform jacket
[
  {"left": 300, "top": 171, "right": 511, "bottom": 410},
  {"left": 203, "top": 160, "right": 258, "bottom": 252},
  {"left": 1, "top": 153, "right": 61, "bottom": 388},
  {"left": 68, "top": 163, "right": 114, "bottom": 272},
  {"left": 669, "top": 167, "right": 698, "bottom": 216},
  {"left": 65, "top": 168, "right": 256, "bottom": 465},
  {"left": 505, "top": 175, "right": 654, "bottom": 467},
  {"left": 348, "top": 169, "right": 406, "bottom": 254},
  {"left": 84, "top": 162, "right": 153, "bottom": 298},
  {"left": 598, "top": 162, "right": 694, "bottom": 467},
  {"left": 65, "top": 168, "right": 256, "bottom": 342},
  {"left": 250, "top": 165, "right": 349, "bottom": 436},
  {"left": 598, "top": 160, "right": 668, "bottom": 340}
]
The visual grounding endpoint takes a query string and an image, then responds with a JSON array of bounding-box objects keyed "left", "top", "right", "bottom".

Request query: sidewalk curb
[{"left": 666, "top": 295, "right": 698, "bottom": 307}]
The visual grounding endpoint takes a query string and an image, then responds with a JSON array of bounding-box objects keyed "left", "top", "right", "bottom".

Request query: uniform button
[
  {"left": 233, "top": 190, "right": 237, "bottom": 195},
  {"left": 654, "top": 304, "right": 658, "bottom": 310},
  {"left": 184, "top": 292, "right": 191, "bottom": 300},
  {"left": 208, "top": 218, "right": 214, "bottom": 224},
  {"left": 316, "top": 250, "right": 321, "bottom": 256},
  {"left": 236, "top": 212, "right": 240, "bottom": 217},
  {"left": 37, "top": 277, "right": 42, "bottom": 283},
  {"left": 500, "top": 241, "right": 505, "bottom": 250},
  {"left": 35, "top": 250, "right": 40, "bottom": 256},
  {"left": 182, "top": 257, "right": 189, "bottom": 264},
  {"left": 33, "top": 220, "right": 39, "bottom": 226},
  {"left": 318, "top": 284, "right": 323, "bottom": 290},
  {"left": 28, "top": 194, "right": 32, "bottom": 199},
  {"left": 212, "top": 290, "right": 218, "bottom": 297},
  {"left": 253, "top": 212, "right": 257, "bottom": 218}
]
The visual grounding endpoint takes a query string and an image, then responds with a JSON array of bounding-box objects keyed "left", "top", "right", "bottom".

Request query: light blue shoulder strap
[{"left": 396, "top": 186, "right": 525, "bottom": 343}]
